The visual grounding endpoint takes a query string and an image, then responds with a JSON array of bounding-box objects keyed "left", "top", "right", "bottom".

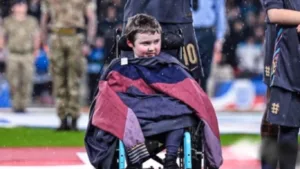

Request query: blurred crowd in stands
[{"left": 0, "top": 0, "right": 265, "bottom": 107}]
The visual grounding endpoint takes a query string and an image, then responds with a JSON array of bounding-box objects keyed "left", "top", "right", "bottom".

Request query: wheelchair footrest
[{"left": 118, "top": 131, "right": 194, "bottom": 169}]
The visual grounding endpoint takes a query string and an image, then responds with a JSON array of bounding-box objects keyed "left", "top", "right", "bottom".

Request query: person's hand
[
  {"left": 33, "top": 49, "right": 39, "bottom": 58},
  {"left": 213, "top": 39, "right": 223, "bottom": 64},
  {"left": 44, "top": 45, "right": 49, "bottom": 53},
  {"left": 82, "top": 44, "right": 91, "bottom": 56},
  {"left": 297, "top": 25, "right": 300, "bottom": 33}
]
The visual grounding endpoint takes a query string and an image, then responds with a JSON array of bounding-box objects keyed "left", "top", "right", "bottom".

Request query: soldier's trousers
[
  {"left": 49, "top": 34, "right": 86, "bottom": 120},
  {"left": 6, "top": 53, "right": 34, "bottom": 110}
]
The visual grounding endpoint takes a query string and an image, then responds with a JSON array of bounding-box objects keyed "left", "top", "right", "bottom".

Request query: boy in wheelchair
[
  {"left": 85, "top": 14, "right": 222, "bottom": 169},
  {"left": 123, "top": 14, "right": 192, "bottom": 169}
]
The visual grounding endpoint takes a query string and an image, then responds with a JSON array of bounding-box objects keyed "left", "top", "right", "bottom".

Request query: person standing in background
[
  {"left": 192, "top": 0, "right": 227, "bottom": 92},
  {"left": 0, "top": 0, "right": 40, "bottom": 113},
  {"left": 41, "top": 0, "right": 97, "bottom": 131}
]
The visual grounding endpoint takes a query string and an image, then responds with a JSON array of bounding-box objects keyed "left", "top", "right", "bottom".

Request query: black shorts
[
  {"left": 160, "top": 23, "right": 203, "bottom": 79},
  {"left": 267, "top": 86, "right": 300, "bottom": 127}
]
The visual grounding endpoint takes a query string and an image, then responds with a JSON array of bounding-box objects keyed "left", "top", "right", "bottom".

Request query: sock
[{"left": 278, "top": 126, "right": 299, "bottom": 169}]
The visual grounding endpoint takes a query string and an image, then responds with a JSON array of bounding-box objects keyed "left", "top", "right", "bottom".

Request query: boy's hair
[{"left": 124, "top": 14, "right": 162, "bottom": 44}]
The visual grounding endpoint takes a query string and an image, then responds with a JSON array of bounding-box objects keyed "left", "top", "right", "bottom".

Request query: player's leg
[
  {"left": 194, "top": 28, "right": 215, "bottom": 92},
  {"left": 267, "top": 87, "right": 300, "bottom": 169}
]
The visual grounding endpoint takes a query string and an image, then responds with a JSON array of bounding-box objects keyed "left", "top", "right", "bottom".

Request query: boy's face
[{"left": 127, "top": 32, "right": 161, "bottom": 58}]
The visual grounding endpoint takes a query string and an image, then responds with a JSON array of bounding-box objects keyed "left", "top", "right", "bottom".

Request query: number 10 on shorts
[{"left": 183, "top": 43, "right": 198, "bottom": 66}]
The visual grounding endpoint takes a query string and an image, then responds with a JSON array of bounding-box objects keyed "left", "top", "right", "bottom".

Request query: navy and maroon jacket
[{"left": 85, "top": 52, "right": 222, "bottom": 168}]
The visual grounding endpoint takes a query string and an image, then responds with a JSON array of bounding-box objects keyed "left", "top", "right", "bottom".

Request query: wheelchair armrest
[{"left": 118, "top": 31, "right": 184, "bottom": 51}]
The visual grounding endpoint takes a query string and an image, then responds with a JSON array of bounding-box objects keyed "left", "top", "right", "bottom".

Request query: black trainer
[
  {"left": 126, "top": 163, "right": 142, "bottom": 169},
  {"left": 164, "top": 157, "right": 179, "bottom": 169}
]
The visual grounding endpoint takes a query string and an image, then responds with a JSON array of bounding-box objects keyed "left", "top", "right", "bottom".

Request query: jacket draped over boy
[{"left": 85, "top": 52, "right": 222, "bottom": 168}]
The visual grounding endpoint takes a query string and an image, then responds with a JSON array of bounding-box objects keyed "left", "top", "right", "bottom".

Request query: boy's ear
[{"left": 127, "top": 39, "right": 134, "bottom": 48}]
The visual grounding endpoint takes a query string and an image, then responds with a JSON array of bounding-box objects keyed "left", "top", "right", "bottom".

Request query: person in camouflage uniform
[
  {"left": 41, "top": 0, "right": 96, "bottom": 131},
  {"left": 0, "top": 0, "right": 40, "bottom": 113}
]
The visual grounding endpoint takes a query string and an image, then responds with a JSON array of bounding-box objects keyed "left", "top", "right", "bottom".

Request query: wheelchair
[{"left": 109, "top": 29, "right": 211, "bottom": 169}]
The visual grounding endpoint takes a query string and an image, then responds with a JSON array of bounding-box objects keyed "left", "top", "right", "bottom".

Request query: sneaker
[
  {"left": 126, "top": 163, "right": 142, "bottom": 169},
  {"left": 164, "top": 158, "right": 179, "bottom": 169}
]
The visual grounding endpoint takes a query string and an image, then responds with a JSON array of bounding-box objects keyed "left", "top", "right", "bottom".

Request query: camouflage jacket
[
  {"left": 3, "top": 15, "right": 39, "bottom": 53},
  {"left": 41, "top": 0, "right": 96, "bottom": 29}
]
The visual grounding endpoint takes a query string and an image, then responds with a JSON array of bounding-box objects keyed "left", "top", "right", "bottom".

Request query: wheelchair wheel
[
  {"left": 190, "top": 121, "right": 212, "bottom": 169},
  {"left": 111, "top": 151, "right": 119, "bottom": 169}
]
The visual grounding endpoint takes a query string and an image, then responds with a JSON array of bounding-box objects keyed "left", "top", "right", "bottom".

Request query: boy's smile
[{"left": 127, "top": 32, "right": 161, "bottom": 58}]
